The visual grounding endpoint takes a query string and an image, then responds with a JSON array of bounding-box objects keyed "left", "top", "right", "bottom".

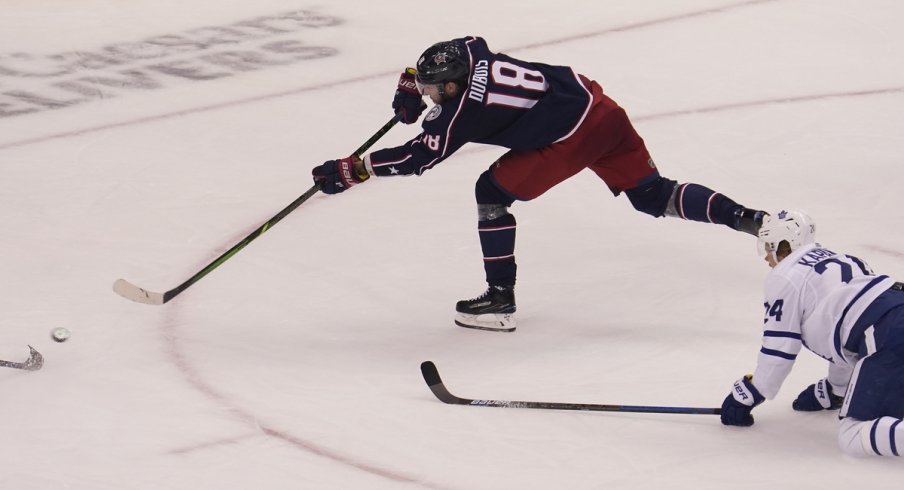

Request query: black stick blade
[
  {"left": 420, "top": 361, "right": 442, "bottom": 386},
  {"left": 420, "top": 361, "right": 468, "bottom": 405}
]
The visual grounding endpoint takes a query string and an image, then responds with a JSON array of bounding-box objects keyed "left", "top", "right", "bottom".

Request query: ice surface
[{"left": 1, "top": 1, "right": 903, "bottom": 488}]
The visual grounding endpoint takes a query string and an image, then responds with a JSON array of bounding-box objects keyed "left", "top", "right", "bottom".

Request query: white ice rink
[{"left": 2, "top": 0, "right": 903, "bottom": 488}]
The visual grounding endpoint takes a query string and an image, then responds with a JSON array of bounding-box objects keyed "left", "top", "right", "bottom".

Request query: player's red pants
[{"left": 491, "top": 76, "right": 657, "bottom": 201}]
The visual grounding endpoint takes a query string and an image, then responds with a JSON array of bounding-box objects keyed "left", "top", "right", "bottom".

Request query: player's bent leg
[
  {"left": 666, "top": 182, "right": 743, "bottom": 228},
  {"left": 838, "top": 418, "right": 873, "bottom": 457},
  {"left": 474, "top": 172, "right": 518, "bottom": 290},
  {"left": 627, "top": 178, "right": 767, "bottom": 235},
  {"left": 455, "top": 172, "right": 518, "bottom": 332},
  {"left": 838, "top": 417, "right": 904, "bottom": 457},
  {"left": 624, "top": 175, "right": 676, "bottom": 217},
  {"left": 862, "top": 417, "right": 904, "bottom": 457}
]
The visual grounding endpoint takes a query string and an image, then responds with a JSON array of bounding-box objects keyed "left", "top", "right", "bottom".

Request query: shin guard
[
  {"left": 478, "top": 213, "right": 517, "bottom": 287},
  {"left": 669, "top": 183, "right": 741, "bottom": 227}
]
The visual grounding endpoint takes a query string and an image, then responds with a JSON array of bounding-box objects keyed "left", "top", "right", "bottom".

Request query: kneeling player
[{"left": 720, "top": 210, "right": 904, "bottom": 457}]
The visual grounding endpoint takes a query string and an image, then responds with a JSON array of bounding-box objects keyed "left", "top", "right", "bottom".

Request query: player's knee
[
  {"left": 838, "top": 418, "right": 872, "bottom": 457},
  {"left": 836, "top": 417, "right": 904, "bottom": 457},
  {"left": 624, "top": 176, "right": 677, "bottom": 218},
  {"left": 475, "top": 171, "right": 513, "bottom": 221},
  {"left": 478, "top": 203, "right": 510, "bottom": 221},
  {"left": 841, "top": 416, "right": 904, "bottom": 457},
  {"left": 475, "top": 170, "right": 515, "bottom": 207}
]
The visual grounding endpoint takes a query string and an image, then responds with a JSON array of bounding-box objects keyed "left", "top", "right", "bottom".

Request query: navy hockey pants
[{"left": 843, "top": 294, "right": 904, "bottom": 421}]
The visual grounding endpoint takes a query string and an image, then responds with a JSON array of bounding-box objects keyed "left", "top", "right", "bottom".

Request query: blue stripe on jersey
[
  {"left": 763, "top": 330, "right": 802, "bottom": 340},
  {"left": 891, "top": 420, "right": 901, "bottom": 456},
  {"left": 833, "top": 275, "right": 890, "bottom": 359},
  {"left": 760, "top": 347, "right": 797, "bottom": 360},
  {"left": 870, "top": 419, "right": 882, "bottom": 455}
]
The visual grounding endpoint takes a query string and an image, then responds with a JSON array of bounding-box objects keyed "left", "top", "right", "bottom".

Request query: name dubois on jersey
[{"left": 468, "top": 59, "right": 490, "bottom": 102}]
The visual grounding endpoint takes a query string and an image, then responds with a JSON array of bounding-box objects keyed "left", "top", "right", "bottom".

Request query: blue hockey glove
[
  {"left": 720, "top": 375, "right": 765, "bottom": 427},
  {"left": 312, "top": 156, "right": 367, "bottom": 195},
  {"left": 392, "top": 68, "right": 424, "bottom": 124},
  {"left": 792, "top": 378, "right": 844, "bottom": 411}
]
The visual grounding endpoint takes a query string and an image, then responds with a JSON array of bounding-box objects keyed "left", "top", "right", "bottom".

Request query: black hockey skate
[
  {"left": 454, "top": 285, "right": 516, "bottom": 332},
  {"left": 734, "top": 208, "right": 768, "bottom": 236}
]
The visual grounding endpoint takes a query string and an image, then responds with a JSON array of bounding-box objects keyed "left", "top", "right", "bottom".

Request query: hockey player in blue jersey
[
  {"left": 720, "top": 210, "right": 904, "bottom": 457},
  {"left": 313, "top": 36, "right": 766, "bottom": 332}
]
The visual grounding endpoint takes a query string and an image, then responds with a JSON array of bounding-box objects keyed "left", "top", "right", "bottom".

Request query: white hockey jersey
[{"left": 751, "top": 243, "right": 895, "bottom": 399}]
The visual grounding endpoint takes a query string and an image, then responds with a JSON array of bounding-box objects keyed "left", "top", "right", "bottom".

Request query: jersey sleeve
[
  {"left": 826, "top": 359, "right": 852, "bottom": 396},
  {"left": 362, "top": 133, "right": 442, "bottom": 177},
  {"left": 751, "top": 274, "right": 805, "bottom": 400},
  {"left": 363, "top": 102, "right": 475, "bottom": 177}
]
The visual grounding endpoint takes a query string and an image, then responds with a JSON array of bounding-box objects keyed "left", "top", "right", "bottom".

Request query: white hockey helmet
[{"left": 757, "top": 210, "right": 816, "bottom": 258}]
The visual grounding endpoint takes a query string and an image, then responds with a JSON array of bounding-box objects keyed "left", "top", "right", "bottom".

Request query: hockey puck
[{"left": 51, "top": 327, "right": 71, "bottom": 343}]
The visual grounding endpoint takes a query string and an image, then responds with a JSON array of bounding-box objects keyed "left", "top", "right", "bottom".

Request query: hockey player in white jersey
[{"left": 719, "top": 210, "right": 904, "bottom": 457}]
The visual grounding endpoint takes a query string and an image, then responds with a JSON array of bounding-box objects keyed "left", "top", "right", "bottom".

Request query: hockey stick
[
  {"left": 113, "top": 110, "right": 410, "bottom": 305},
  {"left": 0, "top": 346, "right": 44, "bottom": 371},
  {"left": 421, "top": 361, "right": 721, "bottom": 415}
]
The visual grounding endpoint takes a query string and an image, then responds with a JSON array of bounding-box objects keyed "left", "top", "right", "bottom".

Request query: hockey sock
[
  {"left": 839, "top": 417, "right": 904, "bottom": 457},
  {"left": 861, "top": 417, "right": 904, "bottom": 456},
  {"left": 478, "top": 213, "right": 517, "bottom": 287},
  {"left": 671, "top": 183, "right": 741, "bottom": 227}
]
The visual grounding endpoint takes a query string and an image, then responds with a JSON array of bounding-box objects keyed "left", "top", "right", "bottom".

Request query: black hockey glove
[
  {"left": 792, "top": 378, "right": 844, "bottom": 411},
  {"left": 392, "top": 68, "right": 424, "bottom": 124},
  {"left": 720, "top": 375, "right": 765, "bottom": 427},
  {"left": 312, "top": 156, "right": 367, "bottom": 195}
]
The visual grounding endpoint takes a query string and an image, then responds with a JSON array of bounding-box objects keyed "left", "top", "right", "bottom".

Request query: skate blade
[{"left": 454, "top": 312, "right": 516, "bottom": 332}]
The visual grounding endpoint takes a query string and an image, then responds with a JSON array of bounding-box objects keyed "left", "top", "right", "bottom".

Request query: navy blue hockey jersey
[{"left": 364, "top": 36, "right": 593, "bottom": 177}]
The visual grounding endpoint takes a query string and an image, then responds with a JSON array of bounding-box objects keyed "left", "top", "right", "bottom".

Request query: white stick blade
[{"left": 112, "top": 279, "right": 164, "bottom": 305}]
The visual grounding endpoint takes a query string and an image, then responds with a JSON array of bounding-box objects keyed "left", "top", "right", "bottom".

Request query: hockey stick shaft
[
  {"left": 0, "top": 346, "right": 43, "bottom": 371},
  {"left": 421, "top": 361, "right": 720, "bottom": 415},
  {"left": 114, "top": 110, "right": 410, "bottom": 305}
]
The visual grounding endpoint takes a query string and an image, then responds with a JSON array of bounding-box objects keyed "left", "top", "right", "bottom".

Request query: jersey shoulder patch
[{"left": 425, "top": 105, "right": 442, "bottom": 121}]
